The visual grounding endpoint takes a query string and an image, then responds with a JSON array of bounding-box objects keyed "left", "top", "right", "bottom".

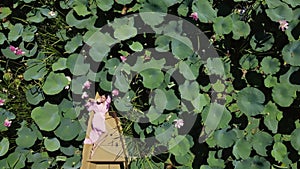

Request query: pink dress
[{"left": 84, "top": 96, "right": 111, "bottom": 144}]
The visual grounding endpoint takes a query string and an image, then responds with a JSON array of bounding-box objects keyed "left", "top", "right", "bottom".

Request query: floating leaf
[
  {"left": 73, "top": 1, "right": 90, "bottom": 16},
  {"left": 31, "top": 102, "right": 61, "bottom": 131},
  {"left": 165, "top": 89, "right": 180, "bottom": 110},
  {"left": 64, "top": 34, "right": 83, "bottom": 53},
  {"left": 263, "top": 102, "right": 282, "bottom": 133},
  {"left": 282, "top": 41, "right": 300, "bottom": 66},
  {"left": 261, "top": 56, "right": 280, "bottom": 74},
  {"left": 129, "top": 42, "right": 143, "bottom": 52},
  {"left": 116, "top": 0, "right": 133, "bottom": 5},
  {"left": 232, "top": 21, "right": 251, "bottom": 40},
  {"left": 1, "top": 47, "right": 23, "bottom": 60},
  {"left": 114, "top": 25, "right": 137, "bottom": 41},
  {"left": 213, "top": 16, "right": 233, "bottom": 35},
  {"left": 153, "top": 89, "right": 167, "bottom": 112},
  {"left": 233, "top": 138, "right": 252, "bottom": 159},
  {"left": 0, "top": 7, "right": 11, "bottom": 19},
  {"left": 272, "top": 83, "right": 296, "bottom": 107},
  {"left": 54, "top": 118, "right": 81, "bottom": 141},
  {"left": 16, "top": 126, "right": 37, "bottom": 148},
  {"left": 239, "top": 54, "right": 258, "bottom": 70},
  {"left": 237, "top": 87, "right": 265, "bottom": 116},
  {"left": 250, "top": 32, "right": 274, "bottom": 52},
  {"left": 89, "top": 43, "right": 110, "bottom": 62},
  {"left": 252, "top": 131, "right": 273, "bottom": 156},
  {"left": 140, "top": 68, "right": 164, "bottom": 89},
  {"left": 291, "top": 128, "right": 300, "bottom": 153},
  {"left": 192, "top": 0, "right": 216, "bottom": 23},
  {"left": 233, "top": 156, "right": 270, "bottom": 169},
  {"left": 52, "top": 58, "right": 67, "bottom": 71},
  {"left": 264, "top": 75, "right": 277, "bottom": 88},
  {"left": 42, "top": 72, "right": 69, "bottom": 95},
  {"left": 66, "top": 54, "right": 89, "bottom": 76},
  {"left": 0, "top": 138, "right": 9, "bottom": 157},
  {"left": 213, "top": 128, "right": 236, "bottom": 148},
  {"left": 179, "top": 81, "right": 199, "bottom": 101},
  {"left": 96, "top": 0, "right": 114, "bottom": 11},
  {"left": 24, "top": 59, "right": 47, "bottom": 81},
  {"left": 26, "top": 86, "right": 45, "bottom": 105},
  {"left": 44, "top": 137, "right": 60, "bottom": 152},
  {"left": 271, "top": 142, "right": 288, "bottom": 162},
  {"left": 8, "top": 23, "right": 23, "bottom": 41},
  {"left": 169, "top": 135, "right": 194, "bottom": 156},
  {"left": 266, "top": 4, "right": 293, "bottom": 22}
]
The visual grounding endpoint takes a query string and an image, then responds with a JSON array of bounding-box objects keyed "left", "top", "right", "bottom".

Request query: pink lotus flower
[
  {"left": 112, "top": 89, "right": 119, "bottom": 96},
  {"left": 82, "top": 81, "right": 91, "bottom": 89},
  {"left": 174, "top": 119, "right": 184, "bottom": 128},
  {"left": 190, "top": 12, "right": 198, "bottom": 21},
  {"left": 81, "top": 92, "right": 89, "bottom": 99},
  {"left": 120, "top": 56, "right": 127, "bottom": 62},
  {"left": 9, "top": 45, "right": 25, "bottom": 55},
  {"left": 279, "top": 20, "right": 288, "bottom": 31},
  {"left": 4, "top": 119, "right": 12, "bottom": 127},
  {"left": 0, "top": 99, "right": 5, "bottom": 106}
]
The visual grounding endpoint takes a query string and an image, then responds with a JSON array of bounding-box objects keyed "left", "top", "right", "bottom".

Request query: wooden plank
[{"left": 81, "top": 93, "right": 128, "bottom": 169}]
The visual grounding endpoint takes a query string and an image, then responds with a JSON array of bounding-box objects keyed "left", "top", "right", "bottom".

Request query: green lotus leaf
[
  {"left": 129, "top": 42, "right": 143, "bottom": 52},
  {"left": 213, "top": 128, "right": 236, "bottom": 148},
  {"left": 213, "top": 16, "right": 233, "bottom": 35},
  {"left": 8, "top": 23, "right": 23, "bottom": 42},
  {"left": 24, "top": 59, "right": 47, "bottom": 81},
  {"left": 62, "top": 155, "right": 81, "bottom": 169},
  {"left": 42, "top": 72, "right": 69, "bottom": 95},
  {"left": 177, "top": 3, "right": 188, "bottom": 16},
  {"left": 0, "top": 7, "right": 11, "bottom": 19},
  {"left": 155, "top": 121, "right": 174, "bottom": 144},
  {"left": 96, "top": 0, "right": 114, "bottom": 11},
  {"left": 140, "top": 68, "right": 164, "bottom": 89},
  {"left": 7, "top": 152, "right": 26, "bottom": 169},
  {"left": 252, "top": 131, "right": 273, "bottom": 156},
  {"left": 282, "top": 0, "right": 300, "bottom": 7},
  {"left": 232, "top": 21, "right": 251, "bottom": 40},
  {"left": 212, "top": 80, "right": 225, "bottom": 93},
  {"left": 22, "top": 25, "right": 37, "bottom": 42},
  {"left": 175, "top": 152, "right": 194, "bottom": 165},
  {"left": 232, "top": 138, "right": 252, "bottom": 159},
  {"left": 44, "top": 137, "right": 60, "bottom": 152},
  {"left": 191, "top": 94, "right": 209, "bottom": 113},
  {"left": 60, "top": 145, "right": 77, "bottom": 156},
  {"left": 84, "top": 31, "right": 117, "bottom": 46},
  {"left": 165, "top": 89, "right": 180, "bottom": 110},
  {"left": 116, "top": 0, "right": 133, "bottom": 5},
  {"left": 114, "top": 69, "right": 130, "bottom": 92},
  {"left": 171, "top": 38, "right": 194, "bottom": 60},
  {"left": 131, "top": 57, "right": 166, "bottom": 72},
  {"left": 105, "top": 58, "right": 120, "bottom": 75},
  {"left": 233, "top": 156, "right": 270, "bottom": 169},
  {"left": 250, "top": 32, "right": 274, "bottom": 52},
  {"left": 1, "top": 47, "right": 23, "bottom": 60},
  {"left": 31, "top": 102, "right": 61, "bottom": 131},
  {"left": 179, "top": 81, "right": 199, "bottom": 101},
  {"left": 265, "top": 0, "right": 283, "bottom": 8},
  {"left": 54, "top": 118, "right": 81, "bottom": 141},
  {"left": 64, "top": 34, "right": 83, "bottom": 53},
  {"left": 70, "top": 76, "right": 88, "bottom": 95},
  {"left": 291, "top": 128, "right": 300, "bottom": 153},
  {"left": 155, "top": 35, "right": 171, "bottom": 52},
  {"left": 16, "top": 126, "right": 37, "bottom": 148},
  {"left": 239, "top": 54, "right": 258, "bottom": 70},
  {"left": 39, "top": 7, "right": 57, "bottom": 18},
  {"left": 271, "top": 142, "right": 288, "bottom": 162},
  {"left": 266, "top": 4, "right": 293, "bottom": 22},
  {"left": 206, "top": 58, "right": 225, "bottom": 76},
  {"left": 0, "top": 32, "right": 6, "bottom": 45},
  {"left": 272, "top": 83, "right": 296, "bottom": 107},
  {"left": 262, "top": 102, "right": 282, "bottom": 133},
  {"left": 140, "top": 0, "right": 168, "bottom": 13},
  {"left": 153, "top": 89, "right": 167, "bottom": 112},
  {"left": 169, "top": 135, "right": 194, "bottom": 156},
  {"left": 52, "top": 58, "right": 67, "bottom": 71},
  {"left": 0, "top": 138, "right": 9, "bottom": 157},
  {"left": 261, "top": 56, "right": 280, "bottom": 74},
  {"left": 66, "top": 54, "right": 89, "bottom": 76},
  {"left": 264, "top": 75, "right": 277, "bottom": 88},
  {"left": 73, "top": 1, "right": 90, "bottom": 16},
  {"left": 192, "top": 0, "right": 216, "bottom": 23},
  {"left": 140, "top": 12, "right": 165, "bottom": 27},
  {"left": 207, "top": 151, "right": 225, "bottom": 168},
  {"left": 89, "top": 43, "right": 110, "bottom": 62},
  {"left": 114, "top": 25, "right": 137, "bottom": 41},
  {"left": 202, "top": 103, "right": 232, "bottom": 132},
  {"left": 179, "top": 61, "right": 197, "bottom": 80},
  {"left": 66, "top": 10, "right": 97, "bottom": 29},
  {"left": 26, "top": 10, "right": 45, "bottom": 23},
  {"left": 20, "top": 42, "right": 38, "bottom": 57},
  {"left": 237, "top": 87, "right": 265, "bottom": 116},
  {"left": 282, "top": 41, "right": 300, "bottom": 66},
  {"left": 26, "top": 86, "right": 45, "bottom": 105}
]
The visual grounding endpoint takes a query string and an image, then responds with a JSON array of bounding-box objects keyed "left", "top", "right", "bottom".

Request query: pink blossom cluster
[{"left": 9, "top": 45, "right": 25, "bottom": 55}]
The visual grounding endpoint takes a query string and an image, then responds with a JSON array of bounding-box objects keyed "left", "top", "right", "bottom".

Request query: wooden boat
[{"left": 80, "top": 93, "right": 128, "bottom": 169}]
